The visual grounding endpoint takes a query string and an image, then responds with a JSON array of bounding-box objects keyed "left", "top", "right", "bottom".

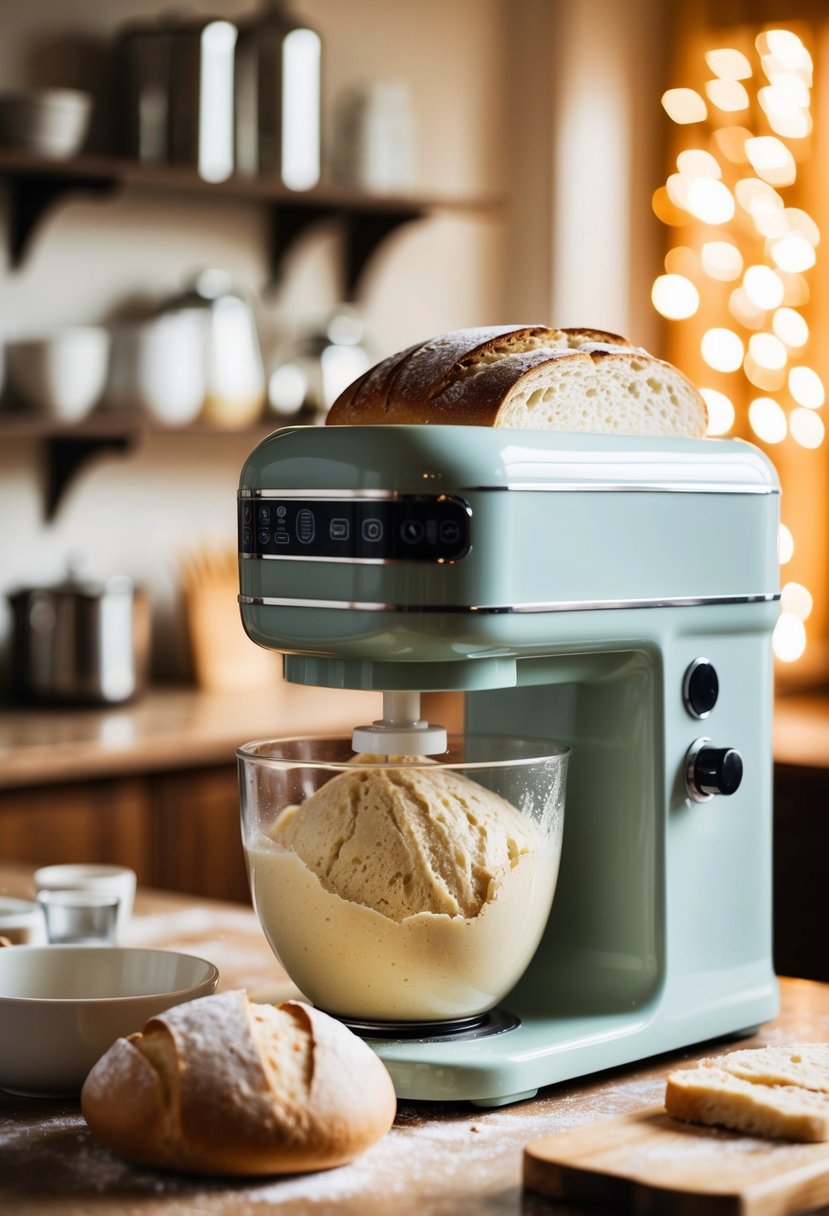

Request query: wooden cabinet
[
  {"left": 0, "top": 764, "right": 250, "bottom": 904},
  {"left": 151, "top": 766, "right": 249, "bottom": 903},
  {"left": 773, "top": 762, "right": 829, "bottom": 984}
]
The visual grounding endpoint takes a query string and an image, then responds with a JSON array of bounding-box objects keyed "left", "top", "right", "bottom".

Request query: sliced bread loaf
[{"left": 325, "top": 325, "right": 708, "bottom": 437}]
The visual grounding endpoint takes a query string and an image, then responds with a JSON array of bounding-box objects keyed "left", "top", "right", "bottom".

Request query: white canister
[
  {"left": 332, "top": 80, "right": 417, "bottom": 193},
  {"left": 107, "top": 310, "right": 206, "bottom": 425}
]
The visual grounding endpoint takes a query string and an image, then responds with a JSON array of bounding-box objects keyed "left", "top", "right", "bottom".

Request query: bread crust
[
  {"left": 81, "top": 990, "right": 397, "bottom": 1176},
  {"left": 325, "top": 325, "right": 706, "bottom": 435}
]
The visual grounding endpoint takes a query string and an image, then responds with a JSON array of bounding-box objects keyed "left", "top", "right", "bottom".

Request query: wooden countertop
[
  {"left": 1, "top": 865, "right": 828, "bottom": 1215},
  {"left": 0, "top": 684, "right": 380, "bottom": 790},
  {"left": 0, "top": 686, "right": 827, "bottom": 792}
]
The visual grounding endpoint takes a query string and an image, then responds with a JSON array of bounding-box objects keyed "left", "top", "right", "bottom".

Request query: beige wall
[{"left": 0, "top": 0, "right": 667, "bottom": 684}]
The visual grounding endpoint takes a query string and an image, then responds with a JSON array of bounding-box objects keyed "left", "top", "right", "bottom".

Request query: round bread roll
[
  {"left": 326, "top": 325, "right": 707, "bottom": 437},
  {"left": 81, "top": 990, "right": 397, "bottom": 1175}
]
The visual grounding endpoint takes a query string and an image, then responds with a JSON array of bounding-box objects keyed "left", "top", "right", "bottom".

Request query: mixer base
[{"left": 338, "top": 1008, "right": 521, "bottom": 1042}]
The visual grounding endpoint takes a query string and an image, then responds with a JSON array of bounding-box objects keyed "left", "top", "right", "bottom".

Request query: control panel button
[
  {"left": 685, "top": 738, "right": 744, "bottom": 802},
  {"left": 683, "top": 658, "right": 719, "bottom": 719},
  {"left": 330, "top": 518, "right": 349, "bottom": 540},
  {"left": 401, "top": 519, "right": 425, "bottom": 544},
  {"left": 257, "top": 505, "right": 270, "bottom": 525},
  {"left": 362, "top": 518, "right": 383, "bottom": 542},
  {"left": 296, "top": 509, "right": 315, "bottom": 544}
]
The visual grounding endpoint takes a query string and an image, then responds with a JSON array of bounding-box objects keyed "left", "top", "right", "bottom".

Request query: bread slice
[
  {"left": 696, "top": 1043, "right": 829, "bottom": 1093},
  {"left": 325, "top": 325, "right": 708, "bottom": 437},
  {"left": 81, "top": 990, "right": 396, "bottom": 1175},
  {"left": 665, "top": 1065, "right": 829, "bottom": 1143}
]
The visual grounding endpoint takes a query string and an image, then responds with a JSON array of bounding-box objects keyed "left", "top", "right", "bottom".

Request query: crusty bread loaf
[
  {"left": 665, "top": 1044, "right": 829, "bottom": 1142},
  {"left": 81, "top": 990, "right": 396, "bottom": 1175},
  {"left": 326, "top": 325, "right": 708, "bottom": 437}
]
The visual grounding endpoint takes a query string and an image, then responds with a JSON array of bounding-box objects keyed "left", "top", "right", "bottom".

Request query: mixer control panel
[{"left": 239, "top": 495, "right": 471, "bottom": 562}]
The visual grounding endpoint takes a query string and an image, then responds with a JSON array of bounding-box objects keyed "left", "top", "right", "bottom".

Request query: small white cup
[
  {"left": 6, "top": 327, "right": 111, "bottom": 422},
  {"left": 37, "top": 889, "right": 121, "bottom": 946},
  {"left": 33, "top": 865, "right": 136, "bottom": 943},
  {"left": 0, "top": 896, "right": 46, "bottom": 946}
]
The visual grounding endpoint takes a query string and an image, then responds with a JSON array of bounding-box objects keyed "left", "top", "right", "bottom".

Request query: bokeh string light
[{"left": 654, "top": 26, "right": 820, "bottom": 664}]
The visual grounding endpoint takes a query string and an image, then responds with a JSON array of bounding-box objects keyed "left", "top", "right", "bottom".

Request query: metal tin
[
  {"left": 8, "top": 575, "right": 150, "bottom": 706},
  {"left": 234, "top": 1, "right": 321, "bottom": 186}
]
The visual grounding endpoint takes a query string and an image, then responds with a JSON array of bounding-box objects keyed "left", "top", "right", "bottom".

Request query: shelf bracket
[
  {"left": 340, "top": 208, "right": 422, "bottom": 301},
  {"left": 267, "top": 201, "right": 337, "bottom": 285},
  {"left": 267, "top": 201, "right": 424, "bottom": 300},
  {"left": 44, "top": 433, "right": 135, "bottom": 521},
  {"left": 5, "top": 170, "right": 117, "bottom": 268}
]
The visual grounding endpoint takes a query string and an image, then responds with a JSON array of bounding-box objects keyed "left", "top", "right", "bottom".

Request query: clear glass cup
[
  {"left": 238, "top": 735, "right": 569, "bottom": 1023},
  {"left": 37, "top": 889, "right": 120, "bottom": 946}
]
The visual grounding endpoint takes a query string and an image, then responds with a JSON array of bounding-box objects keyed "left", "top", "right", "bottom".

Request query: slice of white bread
[
  {"left": 665, "top": 1045, "right": 829, "bottom": 1142},
  {"left": 326, "top": 325, "right": 708, "bottom": 437},
  {"left": 696, "top": 1043, "right": 829, "bottom": 1093},
  {"left": 81, "top": 990, "right": 396, "bottom": 1175}
]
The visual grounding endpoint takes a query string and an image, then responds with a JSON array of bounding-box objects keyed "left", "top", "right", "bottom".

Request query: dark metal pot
[{"left": 8, "top": 575, "right": 150, "bottom": 706}]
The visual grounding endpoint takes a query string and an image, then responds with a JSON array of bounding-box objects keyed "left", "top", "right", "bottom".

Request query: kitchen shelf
[
  {"left": 0, "top": 413, "right": 278, "bottom": 519},
  {"left": 0, "top": 148, "right": 502, "bottom": 297}
]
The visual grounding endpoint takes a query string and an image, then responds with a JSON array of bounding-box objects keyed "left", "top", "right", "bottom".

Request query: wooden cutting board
[{"left": 523, "top": 1105, "right": 829, "bottom": 1215}]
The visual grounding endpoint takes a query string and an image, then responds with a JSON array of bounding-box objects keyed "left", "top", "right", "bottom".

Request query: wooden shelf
[
  {"left": 0, "top": 412, "right": 278, "bottom": 519},
  {"left": 0, "top": 148, "right": 502, "bottom": 297}
]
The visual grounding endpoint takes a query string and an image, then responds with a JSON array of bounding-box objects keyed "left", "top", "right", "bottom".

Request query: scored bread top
[
  {"left": 81, "top": 990, "right": 397, "bottom": 1175},
  {"left": 325, "top": 325, "right": 707, "bottom": 437}
]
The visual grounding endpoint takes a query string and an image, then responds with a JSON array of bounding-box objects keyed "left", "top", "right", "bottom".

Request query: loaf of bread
[
  {"left": 665, "top": 1044, "right": 829, "bottom": 1142},
  {"left": 81, "top": 990, "right": 397, "bottom": 1175},
  {"left": 326, "top": 325, "right": 708, "bottom": 436}
]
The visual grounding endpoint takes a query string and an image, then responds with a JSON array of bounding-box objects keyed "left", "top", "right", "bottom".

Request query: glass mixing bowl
[{"left": 238, "top": 735, "right": 569, "bottom": 1024}]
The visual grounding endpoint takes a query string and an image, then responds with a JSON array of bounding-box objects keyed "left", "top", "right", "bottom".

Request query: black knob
[
  {"left": 686, "top": 741, "right": 743, "bottom": 801},
  {"left": 683, "top": 659, "right": 719, "bottom": 718}
]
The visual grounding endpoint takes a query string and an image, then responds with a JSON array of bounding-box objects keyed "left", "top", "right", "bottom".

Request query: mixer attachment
[{"left": 351, "top": 690, "right": 447, "bottom": 756}]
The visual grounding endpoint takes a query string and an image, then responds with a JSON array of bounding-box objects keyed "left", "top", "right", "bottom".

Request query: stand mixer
[{"left": 237, "top": 423, "right": 780, "bottom": 1107}]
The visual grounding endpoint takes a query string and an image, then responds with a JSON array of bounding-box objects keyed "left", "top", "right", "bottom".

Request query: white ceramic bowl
[
  {"left": 0, "top": 88, "right": 92, "bottom": 159},
  {"left": 6, "top": 327, "right": 111, "bottom": 421},
  {"left": 0, "top": 945, "right": 219, "bottom": 1096},
  {"left": 33, "top": 863, "right": 136, "bottom": 942},
  {"left": 0, "top": 896, "right": 46, "bottom": 946}
]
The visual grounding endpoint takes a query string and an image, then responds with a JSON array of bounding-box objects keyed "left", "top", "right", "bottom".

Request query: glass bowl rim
[{"left": 236, "top": 733, "right": 570, "bottom": 773}]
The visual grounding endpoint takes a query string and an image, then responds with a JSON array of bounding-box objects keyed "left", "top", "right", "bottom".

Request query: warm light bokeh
[{"left": 654, "top": 24, "right": 821, "bottom": 665}]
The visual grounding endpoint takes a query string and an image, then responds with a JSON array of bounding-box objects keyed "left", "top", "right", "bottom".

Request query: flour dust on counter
[{"left": 0, "top": 1072, "right": 668, "bottom": 1215}]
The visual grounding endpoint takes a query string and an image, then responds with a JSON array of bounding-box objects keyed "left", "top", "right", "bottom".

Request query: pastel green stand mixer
[{"left": 237, "top": 423, "right": 780, "bottom": 1106}]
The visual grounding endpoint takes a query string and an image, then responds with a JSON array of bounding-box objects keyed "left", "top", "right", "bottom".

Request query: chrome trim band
[
  {"left": 241, "top": 553, "right": 395, "bottom": 565},
  {"left": 239, "top": 488, "right": 399, "bottom": 500},
  {"left": 239, "top": 592, "right": 780, "bottom": 614},
  {"left": 239, "top": 483, "right": 779, "bottom": 498}
]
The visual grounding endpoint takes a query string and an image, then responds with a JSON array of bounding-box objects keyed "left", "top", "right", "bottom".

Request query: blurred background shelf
[
  {"left": 0, "top": 148, "right": 503, "bottom": 298},
  {"left": 0, "top": 414, "right": 280, "bottom": 519}
]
